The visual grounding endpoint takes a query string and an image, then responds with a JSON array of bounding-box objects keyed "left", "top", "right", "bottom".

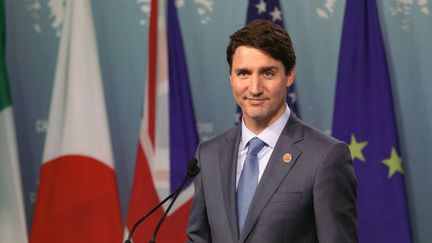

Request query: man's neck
[{"left": 243, "top": 106, "right": 287, "bottom": 135}]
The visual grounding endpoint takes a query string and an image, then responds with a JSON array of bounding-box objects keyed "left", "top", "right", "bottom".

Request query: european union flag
[
  {"left": 236, "top": 0, "right": 299, "bottom": 123},
  {"left": 332, "top": 0, "right": 412, "bottom": 242}
]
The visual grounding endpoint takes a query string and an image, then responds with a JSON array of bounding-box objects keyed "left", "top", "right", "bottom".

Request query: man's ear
[{"left": 286, "top": 67, "right": 295, "bottom": 87}]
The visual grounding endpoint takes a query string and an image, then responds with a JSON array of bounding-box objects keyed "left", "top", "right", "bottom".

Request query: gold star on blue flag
[
  {"left": 332, "top": 0, "right": 412, "bottom": 242},
  {"left": 382, "top": 148, "right": 404, "bottom": 178},
  {"left": 349, "top": 134, "right": 368, "bottom": 162}
]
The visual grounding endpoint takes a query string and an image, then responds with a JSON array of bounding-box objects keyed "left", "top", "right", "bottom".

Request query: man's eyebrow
[
  {"left": 233, "top": 67, "right": 251, "bottom": 73},
  {"left": 259, "top": 66, "right": 278, "bottom": 72}
]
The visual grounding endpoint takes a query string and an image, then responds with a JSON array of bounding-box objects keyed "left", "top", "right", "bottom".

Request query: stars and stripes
[{"left": 248, "top": 0, "right": 284, "bottom": 26}]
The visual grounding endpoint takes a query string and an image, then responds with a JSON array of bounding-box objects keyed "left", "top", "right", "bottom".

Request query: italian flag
[
  {"left": 0, "top": 0, "right": 28, "bottom": 241},
  {"left": 29, "top": 0, "right": 123, "bottom": 242}
]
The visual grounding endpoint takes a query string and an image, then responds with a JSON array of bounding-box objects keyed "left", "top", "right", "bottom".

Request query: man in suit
[{"left": 188, "top": 19, "right": 357, "bottom": 243}]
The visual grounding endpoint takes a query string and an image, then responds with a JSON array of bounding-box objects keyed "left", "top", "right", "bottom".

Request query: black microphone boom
[
  {"left": 125, "top": 158, "right": 200, "bottom": 243},
  {"left": 149, "top": 158, "right": 200, "bottom": 242}
]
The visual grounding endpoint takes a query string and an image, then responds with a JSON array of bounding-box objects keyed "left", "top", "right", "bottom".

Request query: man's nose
[{"left": 249, "top": 74, "right": 263, "bottom": 96}]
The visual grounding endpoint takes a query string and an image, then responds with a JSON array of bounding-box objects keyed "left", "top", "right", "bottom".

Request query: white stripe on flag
[{"left": 0, "top": 107, "right": 28, "bottom": 243}]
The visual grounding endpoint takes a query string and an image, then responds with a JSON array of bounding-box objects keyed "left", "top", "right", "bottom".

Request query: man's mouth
[{"left": 245, "top": 98, "right": 268, "bottom": 105}]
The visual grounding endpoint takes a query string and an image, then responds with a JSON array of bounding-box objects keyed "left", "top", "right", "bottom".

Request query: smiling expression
[{"left": 230, "top": 46, "right": 295, "bottom": 134}]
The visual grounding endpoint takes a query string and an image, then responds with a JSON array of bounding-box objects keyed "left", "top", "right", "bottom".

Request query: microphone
[{"left": 125, "top": 158, "right": 200, "bottom": 243}]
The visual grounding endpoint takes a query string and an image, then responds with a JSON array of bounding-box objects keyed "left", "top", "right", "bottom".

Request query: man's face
[{"left": 230, "top": 46, "right": 294, "bottom": 131}]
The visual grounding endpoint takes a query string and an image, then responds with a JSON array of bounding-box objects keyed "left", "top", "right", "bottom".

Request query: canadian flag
[
  {"left": 126, "top": 0, "right": 199, "bottom": 242},
  {"left": 30, "top": 0, "right": 123, "bottom": 242}
]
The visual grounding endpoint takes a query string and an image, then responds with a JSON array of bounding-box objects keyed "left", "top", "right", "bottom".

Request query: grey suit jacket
[{"left": 188, "top": 114, "right": 358, "bottom": 243}]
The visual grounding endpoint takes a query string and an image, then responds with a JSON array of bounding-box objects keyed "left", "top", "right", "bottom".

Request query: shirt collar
[{"left": 240, "top": 104, "right": 291, "bottom": 150}]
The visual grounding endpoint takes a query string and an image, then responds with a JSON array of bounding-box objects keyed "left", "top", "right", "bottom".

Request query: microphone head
[{"left": 187, "top": 158, "right": 200, "bottom": 177}]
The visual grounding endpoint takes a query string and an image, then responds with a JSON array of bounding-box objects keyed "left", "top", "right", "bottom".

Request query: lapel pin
[{"left": 283, "top": 153, "right": 292, "bottom": 163}]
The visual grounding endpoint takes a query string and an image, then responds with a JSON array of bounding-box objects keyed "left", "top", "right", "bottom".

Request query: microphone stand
[
  {"left": 148, "top": 175, "right": 189, "bottom": 243},
  {"left": 125, "top": 159, "right": 200, "bottom": 243},
  {"left": 125, "top": 191, "right": 177, "bottom": 243}
]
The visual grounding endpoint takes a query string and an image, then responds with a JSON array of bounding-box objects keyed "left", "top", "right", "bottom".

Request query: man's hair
[{"left": 226, "top": 19, "right": 296, "bottom": 74}]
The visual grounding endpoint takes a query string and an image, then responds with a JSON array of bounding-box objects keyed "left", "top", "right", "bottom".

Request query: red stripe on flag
[
  {"left": 127, "top": 143, "right": 191, "bottom": 242},
  {"left": 158, "top": 199, "right": 192, "bottom": 242},
  {"left": 147, "top": 0, "right": 158, "bottom": 147},
  {"left": 30, "top": 155, "right": 123, "bottom": 243}
]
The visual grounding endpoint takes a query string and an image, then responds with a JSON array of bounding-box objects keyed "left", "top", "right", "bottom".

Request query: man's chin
[{"left": 243, "top": 113, "right": 268, "bottom": 123}]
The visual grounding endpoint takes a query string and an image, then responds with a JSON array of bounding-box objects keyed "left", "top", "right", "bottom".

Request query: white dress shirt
[{"left": 236, "top": 104, "right": 291, "bottom": 188}]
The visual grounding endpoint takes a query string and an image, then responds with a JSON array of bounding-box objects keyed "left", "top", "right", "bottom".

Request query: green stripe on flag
[
  {"left": 0, "top": 67, "right": 11, "bottom": 112},
  {"left": 0, "top": 0, "right": 11, "bottom": 112}
]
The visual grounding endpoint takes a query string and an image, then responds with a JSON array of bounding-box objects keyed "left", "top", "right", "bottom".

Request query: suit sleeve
[
  {"left": 313, "top": 141, "right": 358, "bottom": 243},
  {"left": 187, "top": 143, "right": 212, "bottom": 242}
]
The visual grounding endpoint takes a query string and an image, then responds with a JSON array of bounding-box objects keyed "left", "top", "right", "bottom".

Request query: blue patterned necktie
[{"left": 237, "top": 137, "right": 266, "bottom": 233}]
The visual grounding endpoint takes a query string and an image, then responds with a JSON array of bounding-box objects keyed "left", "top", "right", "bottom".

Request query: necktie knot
[{"left": 247, "top": 137, "right": 266, "bottom": 156}]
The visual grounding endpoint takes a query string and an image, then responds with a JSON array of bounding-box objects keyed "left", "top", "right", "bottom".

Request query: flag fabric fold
[
  {"left": 167, "top": 0, "right": 199, "bottom": 194},
  {"left": 0, "top": 0, "right": 28, "bottom": 241},
  {"left": 126, "top": 0, "right": 198, "bottom": 242},
  {"left": 30, "top": 0, "right": 123, "bottom": 242},
  {"left": 332, "top": 0, "right": 412, "bottom": 242}
]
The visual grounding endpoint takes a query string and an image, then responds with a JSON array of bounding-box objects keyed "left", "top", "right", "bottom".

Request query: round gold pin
[{"left": 283, "top": 153, "right": 292, "bottom": 163}]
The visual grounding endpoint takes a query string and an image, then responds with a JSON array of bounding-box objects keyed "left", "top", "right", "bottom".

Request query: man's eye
[
  {"left": 263, "top": 71, "right": 275, "bottom": 78},
  {"left": 237, "top": 71, "right": 249, "bottom": 78}
]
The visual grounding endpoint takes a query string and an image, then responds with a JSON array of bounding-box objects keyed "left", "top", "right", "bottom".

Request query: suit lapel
[
  {"left": 219, "top": 125, "right": 242, "bottom": 241},
  {"left": 239, "top": 114, "right": 304, "bottom": 242}
]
